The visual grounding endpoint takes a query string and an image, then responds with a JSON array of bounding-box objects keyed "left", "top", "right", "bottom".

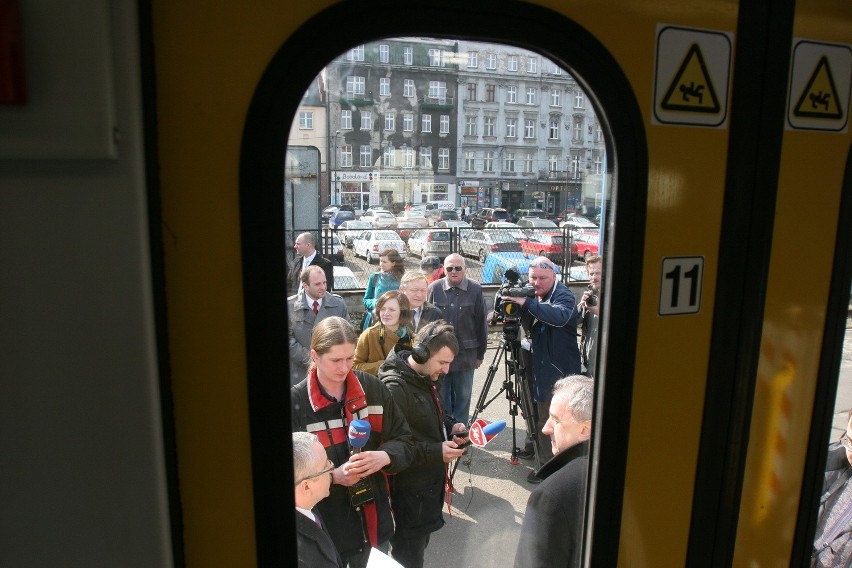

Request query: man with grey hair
[
  {"left": 288, "top": 231, "right": 334, "bottom": 295},
  {"left": 293, "top": 431, "right": 343, "bottom": 568},
  {"left": 514, "top": 375, "right": 594, "bottom": 568}
]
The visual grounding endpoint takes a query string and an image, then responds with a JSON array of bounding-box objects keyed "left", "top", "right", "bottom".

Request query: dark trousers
[
  {"left": 390, "top": 532, "right": 431, "bottom": 568},
  {"left": 341, "top": 540, "right": 389, "bottom": 568}
]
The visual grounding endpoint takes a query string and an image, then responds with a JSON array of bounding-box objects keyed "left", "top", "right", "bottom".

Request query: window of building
[
  {"left": 508, "top": 55, "right": 518, "bottom": 71},
  {"left": 438, "top": 148, "right": 449, "bottom": 170},
  {"left": 465, "top": 151, "right": 476, "bottom": 171},
  {"left": 347, "top": 45, "right": 365, "bottom": 61},
  {"left": 573, "top": 118, "right": 584, "bottom": 141},
  {"left": 506, "top": 117, "right": 517, "bottom": 138},
  {"left": 524, "top": 119, "right": 535, "bottom": 138},
  {"left": 428, "top": 81, "right": 447, "bottom": 103},
  {"left": 526, "top": 87, "right": 536, "bottom": 105},
  {"left": 595, "top": 123, "right": 603, "bottom": 142},
  {"left": 404, "top": 79, "right": 415, "bottom": 98},
  {"left": 403, "top": 113, "right": 414, "bottom": 132},
  {"left": 360, "top": 111, "right": 372, "bottom": 131},
  {"left": 594, "top": 155, "right": 603, "bottom": 174},
  {"left": 552, "top": 63, "right": 562, "bottom": 75},
  {"left": 467, "top": 83, "right": 477, "bottom": 101},
  {"left": 385, "top": 112, "right": 395, "bottom": 131},
  {"left": 484, "top": 116, "right": 495, "bottom": 137},
  {"left": 360, "top": 145, "right": 371, "bottom": 167},
  {"left": 574, "top": 90, "right": 584, "bottom": 108},
  {"left": 551, "top": 89, "right": 561, "bottom": 107},
  {"left": 422, "top": 114, "right": 432, "bottom": 133},
  {"left": 404, "top": 46, "right": 413, "bottom": 65},
  {"left": 420, "top": 147, "right": 432, "bottom": 168},
  {"left": 298, "top": 111, "right": 313, "bottom": 129},
  {"left": 524, "top": 152, "right": 534, "bottom": 173},
  {"left": 549, "top": 120, "right": 559, "bottom": 140},
  {"left": 483, "top": 151, "right": 494, "bottom": 172},
  {"left": 440, "top": 115, "right": 450, "bottom": 134},
  {"left": 340, "top": 145, "right": 352, "bottom": 167},
  {"left": 341, "top": 110, "right": 352, "bottom": 130},
  {"left": 383, "top": 145, "right": 394, "bottom": 167},
  {"left": 468, "top": 51, "right": 478, "bottom": 68},
  {"left": 380, "top": 78, "right": 390, "bottom": 96},
  {"left": 466, "top": 115, "right": 477, "bottom": 136},
  {"left": 527, "top": 57, "right": 537, "bottom": 73},
  {"left": 504, "top": 152, "right": 515, "bottom": 172},
  {"left": 379, "top": 44, "right": 389, "bottom": 63},
  {"left": 428, "top": 48, "right": 442, "bottom": 66},
  {"left": 346, "top": 76, "right": 365, "bottom": 95},
  {"left": 506, "top": 86, "right": 517, "bottom": 103},
  {"left": 486, "top": 53, "right": 497, "bottom": 69},
  {"left": 571, "top": 154, "right": 581, "bottom": 178},
  {"left": 403, "top": 147, "right": 414, "bottom": 168},
  {"left": 486, "top": 84, "right": 495, "bottom": 102},
  {"left": 549, "top": 154, "right": 559, "bottom": 172}
]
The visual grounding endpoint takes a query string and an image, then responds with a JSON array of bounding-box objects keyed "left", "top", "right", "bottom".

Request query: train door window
[{"left": 241, "top": 5, "right": 646, "bottom": 564}]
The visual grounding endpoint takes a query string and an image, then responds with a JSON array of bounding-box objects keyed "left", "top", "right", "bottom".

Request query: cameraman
[
  {"left": 502, "top": 257, "right": 581, "bottom": 483},
  {"left": 577, "top": 255, "right": 602, "bottom": 378}
]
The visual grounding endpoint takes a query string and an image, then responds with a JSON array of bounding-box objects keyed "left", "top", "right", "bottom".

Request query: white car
[
  {"left": 337, "top": 220, "right": 372, "bottom": 247},
  {"left": 395, "top": 210, "right": 430, "bottom": 227},
  {"left": 362, "top": 209, "right": 397, "bottom": 228},
  {"left": 353, "top": 230, "right": 407, "bottom": 263},
  {"left": 560, "top": 216, "right": 598, "bottom": 231},
  {"left": 332, "top": 265, "right": 360, "bottom": 290},
  {"left": 407, "top": 229, "right": 451, "bottom": 259}
]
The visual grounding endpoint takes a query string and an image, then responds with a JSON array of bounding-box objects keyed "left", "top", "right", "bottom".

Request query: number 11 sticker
[{"left": 659, "top": 256, "right": 704, "bottom": 315}]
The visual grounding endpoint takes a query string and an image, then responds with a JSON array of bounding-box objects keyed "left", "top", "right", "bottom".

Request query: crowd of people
[{"left": 288, "top": 230, "right": 609, "bottom": 567}]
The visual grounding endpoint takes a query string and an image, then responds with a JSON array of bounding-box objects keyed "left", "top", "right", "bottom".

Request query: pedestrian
[
  {"left": 811, "top": 410, "right": 852, "bottom": 567},
  {"left": 427, "top": 253, "right": 488, "bottom": 425},
  {"left": 420, "top": 256, "right": 445, "bottom": 284},
  {"left": 399, "top": 271, "right": 442, "bottom": 333},
  {"left": 514, "top": 375, "right": 594, "bottom": 568},
  {"left": 291, "top": 317, "right": 414, "bottom": 568},
  {"left": 577, "top": 255, "right": 602, "bottom": 378},
  {"left": 289, "top": 231, "right": 334, "bottom": 295},
  {"left": 354, "top": 290, "right": 413, "bottom": 376},
  {"left": 362, "top": 248, "right": 405, "bottom": 330},
  {"left": 379, "top": 321, "right": 468, "bottom": 568}
]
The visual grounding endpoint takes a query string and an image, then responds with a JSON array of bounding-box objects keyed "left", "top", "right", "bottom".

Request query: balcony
[{"left": 422, "top": 95, "right": 455, "bottom": 109}]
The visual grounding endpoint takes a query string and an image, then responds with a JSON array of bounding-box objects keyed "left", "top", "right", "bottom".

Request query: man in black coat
[
  {"left": 289, "top": 231, "right": 334, "bottom": 295},
  {"left": 379, "top": 321, "right": 468, "bottom": 568},
  {"left": 514, "top": 375, "right": 594, "bottom": 568},
  {"left": 293, "top": 431, "right": 344, "bottom": 568}
]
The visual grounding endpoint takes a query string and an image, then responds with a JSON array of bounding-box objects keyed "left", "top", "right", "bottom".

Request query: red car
[
  {"left": 574, "top": 232, "right": 600, "bottom": 261},
  {"left": 519, "top": 231, "right": 571, "bottom": 264}
]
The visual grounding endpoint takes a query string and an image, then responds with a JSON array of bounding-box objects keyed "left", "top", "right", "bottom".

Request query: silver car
[
  {"left": 407, "top": 229, "right": 451, "bottom": 259},
  {"left": 352, "top": 230, "right": 408, "bottom": 263}
]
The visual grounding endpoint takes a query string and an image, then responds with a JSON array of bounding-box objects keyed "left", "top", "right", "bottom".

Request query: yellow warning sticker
[
  {"left": 661, "top": 44, "right": 721, "bottom": 114},
  {"left": 654, "top": 26, "right": 732, "bottom": 127},
  {"left": 787, "top": 41, "right": 851, "bottom": 131}
]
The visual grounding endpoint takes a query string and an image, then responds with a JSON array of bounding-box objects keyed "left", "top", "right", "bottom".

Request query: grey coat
[
  {"left": 427, "top": 277, "right": 487, "bottom": 371},
  {"left": 288, "top": 290, "right": 349, "bottom": 385}
]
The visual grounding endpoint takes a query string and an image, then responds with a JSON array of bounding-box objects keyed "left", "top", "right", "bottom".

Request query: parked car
[
  {"left": 352, "top": 230, "right": 407, "bottom": 263},
  {"left": 337, "top": 220, "right": 372, "bottom": 247},
  {"left": 321, "top": 205, "right": 339, "bottom": 224},
  {"left": 470, "top": 207, "right": 511, "bottom": 228},
  {"left": 332, "top": 265, "right": 360, "bottom": 290},
  {"left": 511, "top": 208, "right": 547, "bottom": 223},
  {"left": 329, "top": 209, "right": 356, "bottom": 229},
  {"left": 395, "top": 210, "right": 430, "bottom": 227},
  {"left": 428, "top": 209, "right": 460, "bottom": 226},
  {"left": 574, "top": 232, "right": 600, "bottom": 261},
  {"left": 519, "top": 232, "right": 571, "bottom": 264},
  {"left": 322, "top": 233, "right": 345, "bottom": 265},
  {"left": 480, "top": 252, "right": 561, "bottom": 285},
  {"left": 362, "top": 209, "right": 397, "bottom": 228},
  {"left": 560, "top": 215, "right": 598, "bottom": 231},
  {"left": 483, "top": 221, "right": 525, "bottom": 239},
  {"left": 435, "top": 220, "right": 471, "bottom": 229},
  {"left": 407, "top": 229, "right": 451, "bottom": 259},
  {"left": 396, "top": 221, "right": 421, "bottom": 242},
  {"left": 459, "top": 229, "right": 522, "bottom": 263},
  {"left": 516, "top": 217, "right": 559, "bottom": 231}
]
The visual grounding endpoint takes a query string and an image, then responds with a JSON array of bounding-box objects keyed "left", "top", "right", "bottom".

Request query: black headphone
[{"left": 412, "top": 324, "right": 443, "bottom": 364}]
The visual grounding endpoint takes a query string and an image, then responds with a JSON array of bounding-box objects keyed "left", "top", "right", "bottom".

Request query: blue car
[
  {"left": 330, "top": 210, "right": 356, "bottom": 229},
  {"left": 479, "top": 252, "right": 591, "bottom": 285}
]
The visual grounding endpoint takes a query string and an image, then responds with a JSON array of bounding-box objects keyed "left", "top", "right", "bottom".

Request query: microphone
[
  {"left": 482, "top": 419, "right": 507, "bottom": 437},
  {"left": 462, "top": 419, "right": 507, "bottom": 448},
  {"left": 346, "top": 419, "right": 375, "bottom": 507},
  {"left": 348, "top": 419, "right": 371, "bottom": 451}
]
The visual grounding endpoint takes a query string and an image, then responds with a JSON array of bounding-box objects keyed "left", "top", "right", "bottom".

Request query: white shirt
[
  {"left": 302, "top": 251, "right": 317, "bottom": 270},
  {"left": 305, "top": 291, "right": 323, "bottom": 311}
]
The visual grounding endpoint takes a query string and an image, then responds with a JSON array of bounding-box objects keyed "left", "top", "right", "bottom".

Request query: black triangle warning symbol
[
  {"left": 661, "top": 44, "right": 721, "bottom": 114},
  {"left": 793, "top": 56, "right": 843, "bottom": 119}
]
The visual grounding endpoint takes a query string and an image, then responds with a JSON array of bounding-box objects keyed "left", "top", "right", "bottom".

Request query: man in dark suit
[
  {"left": 289, "top": 232, "right": 334, "bottom": 295},
  {"left": 293, "top": 431, "right": 343, "bottom": 568},
  {"left": 514, "top": 375, "right": 594, "bottom": 568}
]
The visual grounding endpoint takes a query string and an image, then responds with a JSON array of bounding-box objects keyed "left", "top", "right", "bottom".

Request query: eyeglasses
[
  {"left": 841, "top": 433, "right": 852, "bottom": 451},
  {"left": 295, "top": 459, "right": 335, "bottom": 485},
  {"left": 529, "top": 261, "right": 554, "bottom": 271},
  {"left": 445, "top": 266, "right": 465, "bottom": 272}
]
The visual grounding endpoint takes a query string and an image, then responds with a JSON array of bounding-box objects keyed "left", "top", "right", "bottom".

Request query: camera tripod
[{"left": 449, "top": 319, "right": 542, "bottom": 484}]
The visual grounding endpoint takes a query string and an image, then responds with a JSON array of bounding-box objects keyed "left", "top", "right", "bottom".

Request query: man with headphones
[{"left": 378, "top": 320, "right": 468, "bottom": 568}]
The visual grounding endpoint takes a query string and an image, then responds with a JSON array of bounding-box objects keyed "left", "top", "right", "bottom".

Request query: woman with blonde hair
[
  {"left": 354, "top": 291, "right": 412, "bottom": 376},
  {"left": 362, "top": 248, "right": 405, "bottom": 330}
]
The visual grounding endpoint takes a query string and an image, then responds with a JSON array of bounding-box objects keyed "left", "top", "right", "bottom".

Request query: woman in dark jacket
[{"left": 378, "top": 321, "right": 467, "bottom": 568}]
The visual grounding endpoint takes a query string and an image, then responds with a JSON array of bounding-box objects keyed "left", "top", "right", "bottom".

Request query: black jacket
[
  {"left": 289, "top": 252, "right": 334, "bottom": 294},
  {"left": 296, "top": 510, "right": 344, "bottom": 568},
  {"left": 379, "top": 348, "right": 455, "bottom": 537},
  {"left": 291, "top": 369, "right": 413, "bottom": 556},
  {"left": 514, "top": 440, "right": 589, "bottom": 568}
]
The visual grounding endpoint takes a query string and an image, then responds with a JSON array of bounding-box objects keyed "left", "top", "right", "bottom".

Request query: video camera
[{"left": 492, "top": 268, "right": 535, "bottom": 335}]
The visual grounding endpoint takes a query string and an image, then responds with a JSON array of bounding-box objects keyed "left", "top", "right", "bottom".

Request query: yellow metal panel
[
  {"left": 151, "top": 1, "right": 337, "bottom": 566},
  {"left": 733, "top": 0, "right": 852, "bottom": 562}
]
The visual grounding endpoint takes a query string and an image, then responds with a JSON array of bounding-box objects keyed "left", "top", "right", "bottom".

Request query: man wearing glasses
[
  {"left": 293, "top": 431, "right": 343, "bottom": 568},
  {"left": 427, "top": 254, "right": 488, "bottom": 425},
  {"left": 503, "top": 256, "right": 581, "bottom": 483},
  {"left": 812, "top": 410, "right": 852, "bottom": 567}
]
